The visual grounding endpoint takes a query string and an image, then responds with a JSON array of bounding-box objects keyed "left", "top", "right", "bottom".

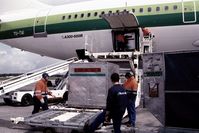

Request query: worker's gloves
[{"left": 40, "top": 98, "right": 45, "bottom": 104}]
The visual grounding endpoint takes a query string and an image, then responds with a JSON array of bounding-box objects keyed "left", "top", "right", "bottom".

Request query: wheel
[
  {"left": 43, "top": 127, "right": 55, "bottom": 133},
  {"left": 21, "top": 94, "right": 33, "bottom": 106},
  {"left": 61, "top": 91, "right": 68, "bottom": 103},
  {"left": 3, "top": 98, "right": 13, "bottom": 105}
]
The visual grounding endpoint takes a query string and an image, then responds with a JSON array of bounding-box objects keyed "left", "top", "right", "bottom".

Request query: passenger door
[
  {"left": 182, "top": 0, "right": 197, "bottom": 23},
  {"left": 33, "top": 9, "right": 51, "bottom": 37}
]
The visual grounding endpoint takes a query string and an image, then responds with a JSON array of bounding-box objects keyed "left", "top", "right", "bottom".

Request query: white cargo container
[{"left": 68, "top": 62, "right": 119, "bottom": 109}]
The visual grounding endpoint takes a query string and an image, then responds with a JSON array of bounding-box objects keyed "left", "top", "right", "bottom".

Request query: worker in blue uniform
[
  {"left": 84, "top": 73, "right": 128, "bottom": 133},
  {"left": 105, "top": 73, "right": 128, "bottom": 133}
]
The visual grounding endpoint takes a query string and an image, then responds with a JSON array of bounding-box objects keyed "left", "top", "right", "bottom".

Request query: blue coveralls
[{"left": 106, "top": 84, "right": 128, "bottom": 133}]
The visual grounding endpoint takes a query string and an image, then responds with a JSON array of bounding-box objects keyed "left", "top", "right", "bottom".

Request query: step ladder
[{"left": 0, "top": 57, "right": 81, "bottom": 96}]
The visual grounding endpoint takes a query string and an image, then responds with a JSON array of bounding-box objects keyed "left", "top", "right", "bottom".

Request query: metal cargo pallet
[{"left": 24, "top": 108, "right": 102, "bottom": 132}]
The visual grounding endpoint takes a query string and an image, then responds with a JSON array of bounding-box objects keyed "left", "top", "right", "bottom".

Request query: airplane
[{"left": 0, "top": 0, "right": 199, "bottom": 60}]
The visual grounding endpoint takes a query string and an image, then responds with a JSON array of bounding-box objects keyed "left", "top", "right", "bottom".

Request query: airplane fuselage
[{"left": 0, "top": 0, "right": 199, "bottom": 59}]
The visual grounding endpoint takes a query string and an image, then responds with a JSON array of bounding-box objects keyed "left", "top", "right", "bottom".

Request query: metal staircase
[{"left": 0, "top": 57, "right": 81, "bottom": 96}]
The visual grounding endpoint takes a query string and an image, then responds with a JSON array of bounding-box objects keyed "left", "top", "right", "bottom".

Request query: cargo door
[
  {"left": 182, "top": 0, "right": 197, "bottom": 23},
  {"left": 101, "top": 11, "right": 140, "bottom": 51},
  {"left": 33, "top": 9, "right": 50, "bottom": 37}
]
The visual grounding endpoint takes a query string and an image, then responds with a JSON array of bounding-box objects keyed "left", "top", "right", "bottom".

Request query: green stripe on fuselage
[
  {"left": 0, "top": 19, "right": 110, "bottom": 39},
  {"left": 0, "top": 12, "right": 199, "bottom": 40},
  {"left": 0, "top": 1, "right": 199, "bottom": 40}
]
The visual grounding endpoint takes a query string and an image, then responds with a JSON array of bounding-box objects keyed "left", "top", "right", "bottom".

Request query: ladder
[{"left": 0, "top": 57, "right": 81, "bottom": 96}]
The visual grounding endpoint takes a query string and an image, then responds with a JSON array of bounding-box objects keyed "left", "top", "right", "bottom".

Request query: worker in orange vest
[
  {"left": 32, "top": 72, "right": 54, "bottom": 114},
  {"left": 116, "top": 33, "right": 126, "bottom": 51},
  {"left": 123, "top": 72, "right": 138, "bottom": 127},
  {"left": 142, "top": 27, "right": 151, "bottom": 37}
]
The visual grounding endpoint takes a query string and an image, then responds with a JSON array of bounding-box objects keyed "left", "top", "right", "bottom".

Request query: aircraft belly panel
[
  {"left": 150, "top": 24, "right": 199, "bottom": 52},
  {"left": 1, "top": 30, "right": 113, "bottom": 60}
]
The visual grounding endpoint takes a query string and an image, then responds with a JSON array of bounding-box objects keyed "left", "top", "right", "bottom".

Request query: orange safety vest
[
  {"left": 116, "top": 34, "right": 125, "bottom": 43},
  {"left": 34, "top": 78, "right": 51, "bottom": 100},
  {"left": 123, "top": 77, "right": 138, "bottom": 91},
  {"left": 142, "top": 28, "right": 151, "bottom": 36}
]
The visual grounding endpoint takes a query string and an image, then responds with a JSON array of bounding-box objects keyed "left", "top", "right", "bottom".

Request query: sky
[
  {"left": 0, "top": 43, "right": 61, "bottom": 73},
  {"left": 0, "top": 0, "right": 91, "bottom": 73}
]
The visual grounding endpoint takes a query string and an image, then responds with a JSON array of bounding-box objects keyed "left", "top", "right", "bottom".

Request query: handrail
[
  {"left": 0, "top": 57, "right": 77, "bottom": 85},
  {"left": 0, "top": 57, "right": 80, "bottom": 96}
]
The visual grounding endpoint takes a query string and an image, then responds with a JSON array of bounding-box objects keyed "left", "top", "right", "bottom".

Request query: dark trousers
[
  {"left": 112, "top": 113, "right": 124, "bottom": 133},
  {"left": 84, "top": 111, "right": 106, "bottom": 133},
  {"left": 116, "top": 41, "right": 126, "bottom": 52},
  {"left": 127, "top": 93, "right": 136, "bottom": 126},
  {"left": 32, "top": 96, "right": 48, "bottom": 114},
  {"left": 85, "top": 110, "right": 124, "bottom": 133}
]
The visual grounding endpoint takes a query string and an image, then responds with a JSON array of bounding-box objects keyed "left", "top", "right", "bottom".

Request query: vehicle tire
[
  {"left": 43, "top": 127, "right": 55, "bottom": 133},
  {"left": 3, "top": 98, "right": 13, "bottom": 105},
  {"left": 62, "top": 91, "right": 68, "bottom": 103},
  {"left": 21, "top": 94, "right": 33, "bottom": 106}
]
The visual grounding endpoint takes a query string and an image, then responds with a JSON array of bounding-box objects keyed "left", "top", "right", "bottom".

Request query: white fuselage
[
  {"left": 2, "top": 30, "right": 113, "bottom": 59},
  {"left": 0, "top": 0, "right": 199, "bottom": 59}
]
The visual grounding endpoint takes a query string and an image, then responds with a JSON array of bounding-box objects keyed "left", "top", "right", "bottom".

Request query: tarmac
[
  {"left": 1, "top": 97, "right": 199, "bottom": 133},
  {"left": 95, "top": 107, "right": 199, "bottom": 133},
  {"left": 130, "top": 108, "right": 199, "bottom": 133}
]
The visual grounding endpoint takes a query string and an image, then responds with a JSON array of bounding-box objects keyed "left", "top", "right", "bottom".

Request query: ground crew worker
[
  {"left": 123, "top": 72, "right": 138, "bottom": 127},
  {"left": 32, "top": 72, "right": 54, "bottom": 114},
  {"left": 105, "top": 73, "right": 128, "bottom": 133},
  {"left": 116, "top": 33, "right": 126, "bottom": 51},
  {"left": 141, "top": 27, "right": 151, "bottom": 37}
]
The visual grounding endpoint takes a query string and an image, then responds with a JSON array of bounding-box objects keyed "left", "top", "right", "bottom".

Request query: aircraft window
[
  {"left": 94, "top": 12, "right": 98, "bottom": 16},
  {"left": 148, "top": 7, "right": 152, "bottom": 12},
  {"left": 173, "top": 5, "right": 178, "bottom": 10},
  {"left": 81, "top": 13, "right": 84, "bottom": 18},
  {"left": 74, "top": 14, "right": 78, "bottom": 18},
  {"left": 164, "top": 6, "right": 169, "bottom": 11},
  {"left": 123, "top": 9, "right": 128, "bottom": 12},
  {"left": 132, "top": 8, "right": 135, "bottom": 13},
  {"left": 87, "top": 13, "right": 91, "bottom": 17},
  {"left": 156, "top": 7, "right": 160, "bottom": 12},
  {"left": 99, "top": 11, "right": 105, "bottom": 17},
  {"left": 139, "top": 8, "right": 143, "bottom": 13},
  {"left": 68, "top": 15, "right": 71, "bottom": 19},
  {"left": 62, "top": 16, "right": 65, "bottom": 20}
]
